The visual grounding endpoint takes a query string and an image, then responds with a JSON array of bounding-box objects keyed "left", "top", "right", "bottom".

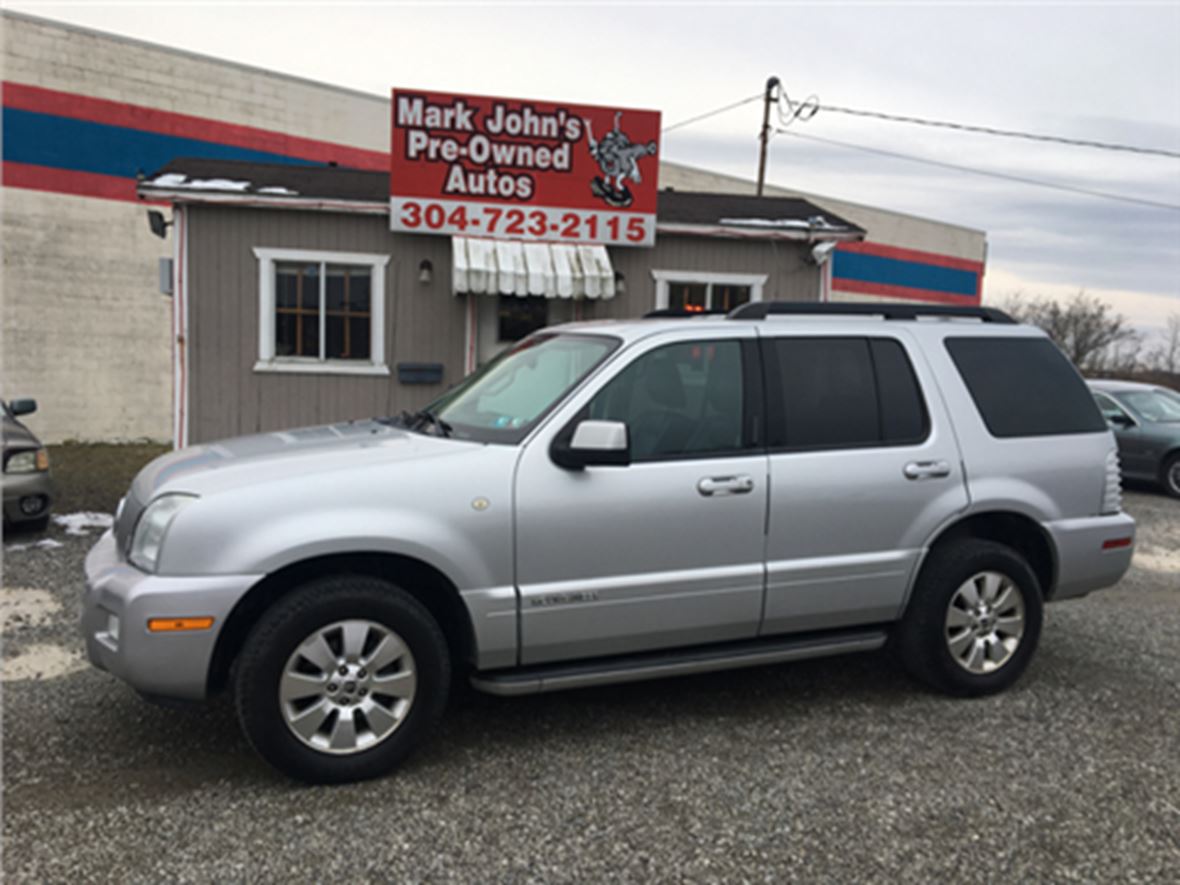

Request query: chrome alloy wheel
[
  {"left": 944, "top": 571, "right": 1026, "bottom": 675},
  {"left": 279, "top": 619, "right": 417, "bottom": 755}
]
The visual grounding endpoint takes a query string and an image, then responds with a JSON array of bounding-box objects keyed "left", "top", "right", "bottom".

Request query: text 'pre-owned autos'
[{"left": 84, "top": 303, "right": 1135, "bottom": 783}]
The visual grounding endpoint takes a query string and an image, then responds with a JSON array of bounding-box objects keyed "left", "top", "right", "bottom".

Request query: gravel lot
[{"left": 3, "top": 490, "right": 1178, "bottom": 882}]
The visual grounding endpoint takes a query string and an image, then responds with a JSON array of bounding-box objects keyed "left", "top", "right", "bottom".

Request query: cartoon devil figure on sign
[{"left": 585, "top": 111, "right": 658, "bottom": 208}]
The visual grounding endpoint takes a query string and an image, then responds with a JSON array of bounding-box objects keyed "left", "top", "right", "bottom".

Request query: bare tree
[
  {"left": 1001, "top": 291, "right": 1141, "bottom": 373},
  {"left": 1147, "top": 312, "right": 1180, "bottom": 374}
]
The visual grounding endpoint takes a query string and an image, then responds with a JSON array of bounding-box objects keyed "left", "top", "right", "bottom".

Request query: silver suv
[{"left": 83, "top": 303, "right": 1135, "bottom": 783}]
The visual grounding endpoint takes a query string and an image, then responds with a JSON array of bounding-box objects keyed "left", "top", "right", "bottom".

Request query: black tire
[
  {"left": 1161, "top": 453, "right": 1180, "bottom": 499},
  {"left": 234, "top": 575, "right": 450, "bottom": 784},
  {"left": 896, "top": 540, "right": 1043, "bottom": 697},
  {"left": 6, "top": 514, "right": 50, "bottom": 533}
]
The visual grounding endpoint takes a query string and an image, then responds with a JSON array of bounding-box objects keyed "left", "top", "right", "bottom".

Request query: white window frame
[
  {"left": 253, "top": 247, "right": 391, "bottom": 376},
  {"left": 651, "top": 270, "right": 768, "bottom": 311}
]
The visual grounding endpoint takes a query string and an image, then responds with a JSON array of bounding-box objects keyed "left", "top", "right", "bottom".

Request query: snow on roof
[
  {"left": 717, "top": 215, "right": 849, "bottom": 230},
  {"left": 149, "top": 172, "right": 252, "bottom": 191}
]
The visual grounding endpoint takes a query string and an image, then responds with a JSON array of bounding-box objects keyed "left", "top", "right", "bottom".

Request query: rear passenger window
[
  {"left": 765, "top": 337, "right": 928, "bottom": 449},
  {"left": 945, "top": 337, "right": 1106, "bottom": 437}
]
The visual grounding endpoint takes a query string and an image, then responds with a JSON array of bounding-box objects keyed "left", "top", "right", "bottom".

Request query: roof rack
[{"left": 728, "top": 302, "right": 1015, "bottom": 324}]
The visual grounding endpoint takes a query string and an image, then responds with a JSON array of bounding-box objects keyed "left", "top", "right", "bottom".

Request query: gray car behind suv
[
  {"left": 1088, "top": 378, "right": 1180, "bottom": 498},
  {"left": 2, "top": 398, "right": 53, "bottom": 531},
  {"left": 83, "top": 303, "right": 1135, "bottom": 782}
]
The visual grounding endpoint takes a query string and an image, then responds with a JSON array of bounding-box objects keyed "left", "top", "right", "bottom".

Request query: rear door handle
[
  {"left": 904, "top": 460, "right": 951, "bottom": 480},
  {"left": 697, "top": 475, "right": 755, "bottom": 496}
]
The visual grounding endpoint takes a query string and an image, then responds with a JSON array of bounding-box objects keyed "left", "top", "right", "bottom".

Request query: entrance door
[
  {"left": 476, "top": 296, "right": 575, "bottom": 367},
  {"left": 514, "top": 331, "right": 767, "bottom": 665}
]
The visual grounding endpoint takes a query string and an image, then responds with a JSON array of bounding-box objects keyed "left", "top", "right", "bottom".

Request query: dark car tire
[
  {"left": 1161, "top": 453, "right": 1180, "bottom": 499},
  {"left": 234, "top": 575, "right": 450, "bottom": 784},
  {"left": 18, "top": 514, "right": 50, "bottom": 533},
  {"left": 896, "top": 540, "right": 1043, "bottom": 697}
]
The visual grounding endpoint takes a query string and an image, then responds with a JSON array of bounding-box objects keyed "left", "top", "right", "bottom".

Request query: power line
[
  {"left": 775, "top": 128, "right": 1180, "bottom": 211},
  {"left": 662, "top": 94, "right": 761, "bottom": 133},
  {"left": 785, "top": 99, "right": 1180, "bottom": 160}
]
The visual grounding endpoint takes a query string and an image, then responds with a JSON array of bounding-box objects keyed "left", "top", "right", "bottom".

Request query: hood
[
  {"left": 1, "top": 414, "right": 40, "bottom": 451},
  {"left": 135, "top": 420, "right": 479, "bottom": 499},
  {"left": 114, "top": 420, "right": 479, "bottom": 549}
]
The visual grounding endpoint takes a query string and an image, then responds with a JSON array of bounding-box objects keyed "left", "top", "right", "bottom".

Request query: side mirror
[
  {"left": 8, "top": 398, "right": 37, "bottom": 417},
  {"left": 1107, "top": 413, "right": 1133, "bottom": 429},
  {"left": 551, "top": 419, "right": 631, "bottom": 470}
]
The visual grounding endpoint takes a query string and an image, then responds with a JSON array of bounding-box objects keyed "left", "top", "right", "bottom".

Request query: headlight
[
  {"left": 5, "top": 448, "right": 49, "bottom": 473},
  {"left": 129, "top": 493, "right": 197, "bottom": 572}
]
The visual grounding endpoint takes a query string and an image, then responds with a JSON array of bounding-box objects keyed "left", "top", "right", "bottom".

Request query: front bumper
[
  {"left": 2, "top": 470, "right": 52, "bottom": 523},
  {"left": 82, "top": 530, "right": 262, "bottom": 700},
  {"left": 1045, "top": 511, "right": 1136, "bottom": 601}
]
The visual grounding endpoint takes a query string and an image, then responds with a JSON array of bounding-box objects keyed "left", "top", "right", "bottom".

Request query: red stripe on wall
[
  {"left": 838, "top": 240, "right": 985, "bottom": 274},
  {"left": 2, "top": 81, "right": 389, "bottom": 171},
  {"left": 2, "top": 161, "right": 169, "bottom": 205},
  {"left": 833, "top": 278, "right": 983, "bottom": 306},
  {"left": 4, "top": 160, "right": 135, "bottom": 201}
]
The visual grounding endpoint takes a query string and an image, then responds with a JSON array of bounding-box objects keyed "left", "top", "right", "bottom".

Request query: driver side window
[{"left": 587, "top": 340, "right": 746, "bottom": 460}]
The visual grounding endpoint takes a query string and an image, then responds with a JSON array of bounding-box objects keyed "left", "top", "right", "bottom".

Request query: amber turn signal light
[{"left": 147, "top": 616, "right": 215, "bottom": 633}]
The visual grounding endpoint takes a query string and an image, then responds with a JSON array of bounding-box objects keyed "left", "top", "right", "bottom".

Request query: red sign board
[{"left": 391, "top": 89, "right": 660, "bottom": 247}]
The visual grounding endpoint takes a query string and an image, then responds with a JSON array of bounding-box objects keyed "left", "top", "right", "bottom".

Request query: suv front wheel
[
  {"left": 234, "top": 575, "right": 450, "bottom": 783},
  {"left": 897, "top": 540, "right": 1043, "bottom": 696}
]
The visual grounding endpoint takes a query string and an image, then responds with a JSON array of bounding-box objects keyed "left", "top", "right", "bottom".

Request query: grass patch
[{"left": 47, "top": 442, "right": 170, "bottom": 514}]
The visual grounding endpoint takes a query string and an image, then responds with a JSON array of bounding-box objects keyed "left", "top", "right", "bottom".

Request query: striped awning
[{"left": 452, "top": 236, "right": 615, "bottom": 299}]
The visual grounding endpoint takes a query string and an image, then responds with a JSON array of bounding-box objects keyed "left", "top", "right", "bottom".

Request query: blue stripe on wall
[
  {"left": 2, "top": 108, "right": 319, "bottom": 179},
  {"left": 833, "top": 251, "right": 978, "bottom": 297}
]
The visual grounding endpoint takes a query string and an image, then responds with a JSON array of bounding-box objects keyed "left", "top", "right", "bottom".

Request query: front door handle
[
  {"left": 904, "top": 460, "right": 951, "bottom": 480},
  {"left": 697, "top": 475, "right": 755, "bottom": 496}
]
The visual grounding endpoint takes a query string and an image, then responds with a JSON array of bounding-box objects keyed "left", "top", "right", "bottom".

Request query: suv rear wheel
[
  {"left": 234, "top": 575, "right": 450, "bottom": 783},
  {"left": 897, "top": 540, "right": 1043, "bottom": 696}
]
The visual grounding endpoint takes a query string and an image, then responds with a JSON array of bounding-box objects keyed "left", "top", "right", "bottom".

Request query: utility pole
[{"left": 756, "top": 76, "right": 780, "bottom": 197}]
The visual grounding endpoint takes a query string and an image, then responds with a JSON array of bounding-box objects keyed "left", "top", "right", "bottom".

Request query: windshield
[
  {"left": 1120, "top": 389, "right": 1180, "bottom": 423},
  {"left": 420, "top": 333, "right": 619, "bottom": 444}
]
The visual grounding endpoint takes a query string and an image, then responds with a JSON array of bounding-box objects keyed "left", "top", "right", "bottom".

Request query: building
[
  {"left": 138, "top": 158, "right": 864, "bottom": 444},
  {"left": 1, "top": 10, "right": 985, "bottom": 445}
]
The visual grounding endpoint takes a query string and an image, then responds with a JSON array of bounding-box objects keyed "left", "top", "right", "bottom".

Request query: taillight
[{"left": 1101, "top": 448, "right": 1122, "bottom": 515}]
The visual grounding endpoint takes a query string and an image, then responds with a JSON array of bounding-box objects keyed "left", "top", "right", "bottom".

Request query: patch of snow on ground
[
  {"left": 257, "top": 186, "right": 299, "bottom": 195},
  {"left": 1, "top": 587, "right": 62, "bottom": 629},
  {"left": 4, "top": 538, "right": 64, "bottom": 552},
  {"left": 2, "top": 644, "right": 86, "bottom": 681},
  {"left": 52, "top": 512, "right": 113, "bottom": 536}
]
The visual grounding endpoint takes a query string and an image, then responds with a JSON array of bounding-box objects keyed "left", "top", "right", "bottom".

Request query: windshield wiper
[
  {"left": 383, "top": 408, "right": 452, "bottom": 437},
  {"left": 416, "top": 409, "right": 452, "bottom": 437}
]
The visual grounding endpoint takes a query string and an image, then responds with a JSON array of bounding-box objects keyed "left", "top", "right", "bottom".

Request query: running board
[{"left": 470, "top": 628, "right": 888, "bottom": 696}]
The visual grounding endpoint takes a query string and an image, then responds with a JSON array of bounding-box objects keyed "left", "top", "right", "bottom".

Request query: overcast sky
[{"left": 10, "top": 1, "right": 1180, "bottom": 335}]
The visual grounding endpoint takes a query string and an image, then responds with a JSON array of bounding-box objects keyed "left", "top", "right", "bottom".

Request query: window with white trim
[
  {"left": 253, "top": 248, "right": 390, "bottom": 376},
  {"left": 652, "top": 270, "right": 767, "bottom": 313}
]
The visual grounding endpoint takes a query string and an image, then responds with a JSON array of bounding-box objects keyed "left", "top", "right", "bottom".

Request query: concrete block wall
[{"left": 1, "top": 11, "right": 389, "bottom": 442}]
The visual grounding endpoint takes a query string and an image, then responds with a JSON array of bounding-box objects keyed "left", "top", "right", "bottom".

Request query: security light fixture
[
  {"left": 614, "top": 271, "right": 626, "bottom": 296},
  {"left": 147, "top": 210, "right": 173, "bottom": 239},
  {"left": 810, "top": 240, "right": 838, "bottom": 265},
  {"left": 419, "top": 260, "right": 433, "bottom": 285}
]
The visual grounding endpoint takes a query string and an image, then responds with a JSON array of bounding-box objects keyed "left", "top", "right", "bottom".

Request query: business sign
[{"left": 391, "top": 89, "right": 660, "bottom": 247}]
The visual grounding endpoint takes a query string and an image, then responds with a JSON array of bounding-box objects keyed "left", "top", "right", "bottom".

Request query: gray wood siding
[
  {"left": 186, "top": 206, "right": 464, "bottom": 443},
  {"left": 596, "top": 234, "right": 819, "bottom": 319},
  {"left": 185, "top": 208, "right": 818, "bottom": 442}
]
